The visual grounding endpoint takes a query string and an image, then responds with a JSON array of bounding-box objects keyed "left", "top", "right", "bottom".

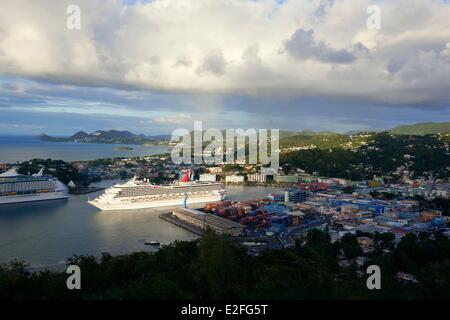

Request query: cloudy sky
[{"left": 1, "top": 0, "right": 450, "bottom": 135}]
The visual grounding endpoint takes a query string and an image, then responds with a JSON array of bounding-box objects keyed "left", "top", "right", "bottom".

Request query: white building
[
  {"left": 208, "top": 167, "right": 223, "bottom": 174},
  {"left": 199, "top": 174, "right": 217, "bottom": 182},
  {"left": 225, "top": 175, "right": 245, "bottom": 183},
  {"left": 247, "top": 173, "right": 266, "bottom": 183},
  {"left": 434, "top": 188, "right": 449, "bottom": 198},
  {"left": 332, "top": 178, "right": 347, "bottom": 185},
  {"left": 318, "top": 178, "right": 333, "bottom": 184},
  {"left": 274, "top": 175, "right": 298, "bottom": 184}
]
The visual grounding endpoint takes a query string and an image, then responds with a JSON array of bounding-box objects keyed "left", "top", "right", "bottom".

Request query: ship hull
[
  {"left": 89, "top": 194, "right": 225, "bottom": 211},
  {"left": 0, "top": 191, "right": 68, "bottom": 205}
]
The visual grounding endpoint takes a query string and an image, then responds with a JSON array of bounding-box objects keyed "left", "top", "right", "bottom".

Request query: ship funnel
[{"left": 181, "top": 169, "right": 192, "bottom": 182}]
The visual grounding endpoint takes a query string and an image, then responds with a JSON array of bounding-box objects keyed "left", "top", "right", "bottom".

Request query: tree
[
  {"left": 198, "top": 230, "right": 251, "bottom": 299},
  {"left": 374, "top": 232, "right": 395, "bottom": 249},
  {"left": 343, "top": 186, "right": 355, "bottom": 194},
  {"left": 340, "top": 234, "right": 363, "bottom": 259}
]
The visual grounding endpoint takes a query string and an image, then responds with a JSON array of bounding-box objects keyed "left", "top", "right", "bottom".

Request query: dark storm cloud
[
  {"left": 0, "top": 108, "right": 176, "bottom": 136},
  {"left": 197, "top": 51, "right": 227, "bottom": 77},
  {"left": 284, "top": 29, "right": 356, "bottom": 64}
]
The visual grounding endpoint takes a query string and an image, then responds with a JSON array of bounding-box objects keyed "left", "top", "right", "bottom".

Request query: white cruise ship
[
  {"left": 0, "top": 168, "right": 69, "bottom": 205},
  {"left": 88, "top": 169, "right": 226, "bottom": 211}
]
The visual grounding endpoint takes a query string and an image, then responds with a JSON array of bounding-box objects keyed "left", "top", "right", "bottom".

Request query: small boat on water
[{"left": 144, "top": 240, "right": 160, "bottom": 246}]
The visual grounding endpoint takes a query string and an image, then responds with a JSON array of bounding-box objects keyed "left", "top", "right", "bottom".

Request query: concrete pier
[{"left": 159, "top": 212, "right": 204, "bottom": 236}]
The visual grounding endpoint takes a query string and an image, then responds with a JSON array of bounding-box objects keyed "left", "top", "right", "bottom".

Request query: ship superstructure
[{"left": 88, "top": 169, "right": 226, "bottom": 211}]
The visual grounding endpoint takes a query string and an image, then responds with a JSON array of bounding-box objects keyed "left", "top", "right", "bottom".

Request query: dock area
[
  {"left": 160, "top": 208, "right": 246, "bottom": 236},
  {"left": 159, "top": 212, "right": 205, "bottom": 236}
]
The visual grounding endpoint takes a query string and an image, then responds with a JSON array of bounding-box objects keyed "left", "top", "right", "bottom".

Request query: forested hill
[
  {"left": 280, "top": 122, "right": 450, "bottom": 146},
  {"left": 390, "top": 122, "right": 450, "bottom": 135},
  {"left": 280, "top": 132, "right": 450, "bottom": 181}
]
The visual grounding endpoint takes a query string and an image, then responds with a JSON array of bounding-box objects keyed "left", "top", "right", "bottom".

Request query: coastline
[{"left": 0, "top": 135, "right": 170, "bottom": 163}]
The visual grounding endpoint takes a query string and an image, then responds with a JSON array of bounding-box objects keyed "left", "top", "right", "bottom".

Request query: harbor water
[{"left": 0, "top": 185, "right": 282, "bottom": 267}]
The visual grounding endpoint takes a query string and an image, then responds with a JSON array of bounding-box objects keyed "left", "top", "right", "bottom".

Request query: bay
[
  {"left": 0, "top": 185, "right": 282, "bottom": 267},
  {"left": 0, "top": 136, "right": 169, "bottom": 163}
]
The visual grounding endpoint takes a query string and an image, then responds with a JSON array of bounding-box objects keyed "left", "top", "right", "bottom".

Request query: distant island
[
  {"left": 113, "top": 146, "right": 133, "bottom": 151},
  {"left": 39, "top": 130, "right": 171, "bottom": 145}
]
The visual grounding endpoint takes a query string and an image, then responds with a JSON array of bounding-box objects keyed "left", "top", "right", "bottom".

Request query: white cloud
[
  {"left": 0, "top": 0, "right": 449, "bottom": 107},
  {"left": 156, "top": 113, "right": 192, "bottom": 124}
]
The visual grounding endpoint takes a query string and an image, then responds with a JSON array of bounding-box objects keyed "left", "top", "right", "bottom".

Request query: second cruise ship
[
  {"left": 88, "top": 169, "right": 226, "bottom": 211},
  {"left": 0, "top": 167, "right": 69, "bottom": 205}
]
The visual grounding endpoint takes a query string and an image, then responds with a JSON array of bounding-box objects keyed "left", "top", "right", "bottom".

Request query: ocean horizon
[{"left": 0, "top": 135, "right": 170, "bottom": 163}]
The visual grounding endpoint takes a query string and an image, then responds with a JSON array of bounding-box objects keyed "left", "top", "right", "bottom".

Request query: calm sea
[
  {"left": 0, "top": 136, "right": 169, "bottom": 163},
  {"left": 0, "top": 185, "right": 282, "bottom": 266}
]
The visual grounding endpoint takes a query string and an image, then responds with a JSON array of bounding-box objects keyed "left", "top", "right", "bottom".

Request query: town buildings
[
  {"left": 247, "top": 173, "right": 267, "bottom": 183},
  {"left": 225, "top": 175, "right": 245, "bottom": 183},
  {"left": 199, "top": 173, "right": 217, "bottom": 182}
]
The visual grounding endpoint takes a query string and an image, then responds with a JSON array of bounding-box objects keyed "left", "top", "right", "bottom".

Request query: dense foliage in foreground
[{"left": 1, "top": 229, "right": 450, "bottom": 300}]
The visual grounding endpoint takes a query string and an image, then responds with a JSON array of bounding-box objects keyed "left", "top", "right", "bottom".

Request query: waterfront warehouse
[{"left": 172, "top": 208, "right": 245, "bottom": 236}]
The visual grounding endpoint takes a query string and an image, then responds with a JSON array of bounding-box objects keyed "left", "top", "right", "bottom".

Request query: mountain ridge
[
  {"left": 38, "top": 121, "right": 450, "bottom": 146},
  {"left": 38, "top": 130, "right": 171, "bottom": 145},
  {"left": 389, "top": 122, "right": 450, "bottom": 135}
]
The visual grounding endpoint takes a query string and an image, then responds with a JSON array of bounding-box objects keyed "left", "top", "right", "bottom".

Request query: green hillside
[{"left": 390, "top": 122, "right": 450, "bottom": 135}]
